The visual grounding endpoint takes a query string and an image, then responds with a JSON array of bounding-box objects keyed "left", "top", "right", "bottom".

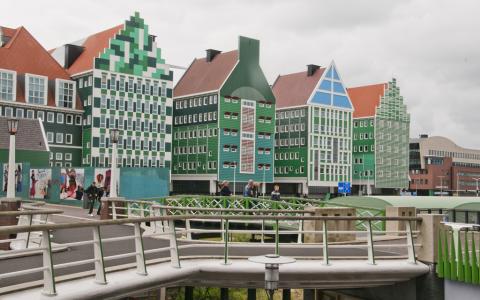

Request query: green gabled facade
[
  {"left": 348, "top": 79, "right": 410, "bottom": 194},
  {"left": 51, "top": 12, "right": 173, "bottom": 170},
  {"left": 172, "top": 36, "right": 275, "bottom": 194},
  {"left": 273, "top": 62, "right": 353, "bottom": 195}
]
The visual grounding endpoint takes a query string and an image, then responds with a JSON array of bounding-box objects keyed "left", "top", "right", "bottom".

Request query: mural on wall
[
  {"left": 29, "top": 169, "right": 52, "bottom": 200},
  {"left": 60, "top": 168, "right": 85, "bottom": 200},
  {"left": 93, "top": 168, "right": 115, "bottom": 198},
  {"left": 2, "top": 163, "right": 23, "bottom": 193}
]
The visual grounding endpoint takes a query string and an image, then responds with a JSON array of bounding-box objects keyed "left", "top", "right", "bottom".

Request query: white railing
[{"left": 0, "top": 213, "right": 422, "bottom": 297}]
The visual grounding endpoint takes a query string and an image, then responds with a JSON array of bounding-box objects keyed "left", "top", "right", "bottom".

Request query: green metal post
[
  {"left": 322, "top": 220, "right": 329, "bottom": 265},
  {"left": 444, "top": 230, "right": 451, "bottom": 280},
  {"left": 458, "top": 232, "right": 464, "bottom": 282},
  {"left": 465, "top": 231, "right": 472, "bottom": 284},
  {"left": 450, "top": 231, "right": 457, "bottom": 281},
  {"left": 472, "top": 232, "right": 479, "bottom": 284}
]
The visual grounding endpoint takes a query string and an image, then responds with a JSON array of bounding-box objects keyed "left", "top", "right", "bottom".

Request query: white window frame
[
  {"left": 55, "top": 79, "right": 76, "bottom": 109},
  {"left": 47, "top": 112, "right": 55, "bottom": 123},
  {"left": 56, "top": 132, "right": 63, "bottom": 144},
  {"left": 57, "top": 113, "right": 64, "bottom": 124},
  {"left": 66, "top": 134, "right": 73, "bottom": 144},
  {"left": 47, "top": 132, "right": 54, "bottom": 143},
  {"left": 25, "top": 73, "right": 48, "bottom": 105},
  {"left": 0, "top": 68, "right": 17, "bottom": 101}
]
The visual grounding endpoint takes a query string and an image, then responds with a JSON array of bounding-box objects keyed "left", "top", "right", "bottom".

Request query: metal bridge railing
[
  {"left": 0, "top": 204, "right": 63, "bottom": 251},
  {"left": 0, "top": 213, "right": 421, "bottom": 297}
]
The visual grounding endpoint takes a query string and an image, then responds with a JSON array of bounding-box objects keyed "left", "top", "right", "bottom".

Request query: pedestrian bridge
[{"left": 0, "top": 200, "right": 437, "bottom": 300}]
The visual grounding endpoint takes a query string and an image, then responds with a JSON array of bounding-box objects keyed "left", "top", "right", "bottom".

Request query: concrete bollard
[
  {"left": 303, "top": 207, "right": 356, "bottom": 243},
  {"left": 416, "top": 214, "right": 445, "bottom": 264}
]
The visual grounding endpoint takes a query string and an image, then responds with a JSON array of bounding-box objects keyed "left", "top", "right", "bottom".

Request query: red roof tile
[
  {"left": 0, "top": 26, "right": 82, "bottom": 109},
  {"left": 272, "top": 68, "right": 325, "bottom": 109},
  {"left": 63, "top": 25, "right": 123, "bottom": 75},
  {"left": 347, "top": 83, "right": 386, "bottom": 118},
  {"left": 174, "top": 50, "right": 238, "bottom": 98}
]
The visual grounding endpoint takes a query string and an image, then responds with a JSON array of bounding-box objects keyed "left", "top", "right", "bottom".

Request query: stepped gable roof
[
  {"left": 347, "top": 83, "right": 387, "bottom": 118},
  {"left": 174, "top": 50, "right": 238, "bottom": 98},
  {"left": 272, "top": 68, "right": 325, "bottom": 109},
  {"left": 0, "top": 26, "right": 82, "bottom": 109}
]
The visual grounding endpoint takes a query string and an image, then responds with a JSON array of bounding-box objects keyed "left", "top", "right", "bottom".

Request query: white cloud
[{"left": 1, "top": 0, "right": 479, "bottom": 148}]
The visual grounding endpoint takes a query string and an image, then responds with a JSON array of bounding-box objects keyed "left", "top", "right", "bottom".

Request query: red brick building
[{"left": 409, "top": 135, "right": 480, "bottom": 196}]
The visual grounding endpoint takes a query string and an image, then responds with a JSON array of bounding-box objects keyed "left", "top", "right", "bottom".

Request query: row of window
[
  {"left": 97, "top": 95, "right": 167, "bottom": 115},
  {"left": 98, "top": 115, "right": 167, "bottom": 133},
  {"left": 175, "top": 94, "right": 218, "bottom": 110},
  {"left": 354, "top": 119, "right": 374, "bottom": 128},
  {"left": 309, "top": 165, "right": 351, "bottom": 182},
  {"left": 377, "top": 157, "right": 407, "bottom": 166},
  {"left": 174, "top": 112, "right": 217, "bottom": 125},
  {"left": 174, "top": 128, "right": 218, "bottom": 139},
  {"left": 428, "top": 149, "right": 480, "bottom": 161},
  {"left": 376, "top": 170, "right": 407, "bottom": 178},
  {"left": 100, "top": 73, "right": 168, "bottom": 97},
  {"left": 275, "top": 152, "right": 303, "bottom": 161},
  {"left": 0, "top": 106, "right": 82, "bottom": 125},
  {"left": 49, "top": 152, "right": 73, "bottom": 161},
  {"left": 354, "top": 145, "right": 374, "bottom": 152},
  {"left": 311, "top": 136, "right": 350, "bottom": 151},
  {"left": 312, "top": 150, "right": 351, "bottom": 165},
  {"left": 174, "top": 146, "right": 211, "bottom": 155},
  {"left": 354, "top": 170, "right": 374, "bottom": 176},
  {"left": 312, "top": 107, "right": 350, "bottom": 121},
  {"left": 311, "top": 124, "right": 350, "bottom": 136},
  {"left": 275, "top": 138, "right": 306, "bottom": 147},
  {"left": 0, "top": 69, "right": 76, "bottom": 108},
  {"left": 174, "top": 161, "right": 217, "bottom": 171},
  {"left": 276, "top": 123, "right": 305, "bottom": 133},
  {"left": 354, "top": 132, "right": 373, "bottom": 140},
  {"left": 222, "top": 162, "right": 271, "bottom": 170},
  {"left": 46, "top": 132, "right": 73, "bottom": 145},
  {"left": 276, "top": 166, "right": 304, "bottom": 174},
  {"left": 276, "top": 109, "right": 305, "bottom": 119},
  {"left": 90, "top": 154, "right": 166, "bottom": 168},
  {"left": 110, "top": 136, "right": 166, "bottom": 152}
]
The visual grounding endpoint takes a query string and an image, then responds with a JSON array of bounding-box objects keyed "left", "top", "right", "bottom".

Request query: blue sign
[{"left": 338, "top": 182, "right": 351, "bottom": 194}]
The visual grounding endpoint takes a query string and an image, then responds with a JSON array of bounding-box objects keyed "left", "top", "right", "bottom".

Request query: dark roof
[
  {"left": 0, "top": 26, "right": 82, "bottom": 109},
  {"left": 347, "top": 83, "right": 387, "bottom": 118},
  {"left": 0, "top": 118, "right": 48, "bottom": 152},
  {"left": 174, "top": 50, "right": 238, "bottom": 98},
  {"left": 50, "top": 25, "right": 123, "bottom": 76},
  {"left": 272, "top": 68, "right": 325, "bottom": 109}
]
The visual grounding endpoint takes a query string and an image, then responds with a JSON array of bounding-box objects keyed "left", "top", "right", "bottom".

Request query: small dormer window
[
  {"left": 56, "top": 79, "right": 76, "bottom": 109},
  {"left": 0, "top": 69, "right": 16, "bottom": 101},
  {"left": 26, "top": 74, "right": 47, "bottom": 105}
]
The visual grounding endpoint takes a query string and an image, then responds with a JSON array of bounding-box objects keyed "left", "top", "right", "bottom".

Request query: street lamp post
[
  {"left": 109, "top": 129, "right": 120, "bottom": 198},
  {"left": 263, "top": 165, "right": 266, "bottom": 197},
  {"left": 231, "top": 162, "right": 237, "bottom": 196},
  {"left": 6, "top": 119, "right": 19, "bottom": 199},
  {"left": 473, "top": 178, "right": 480, "bottom": 197},
  {"left": 437, "top": 175, "right": 446, "bottom": 197},
  {"left": 249, "top": 254, "right": 296, "bottom": 300}
]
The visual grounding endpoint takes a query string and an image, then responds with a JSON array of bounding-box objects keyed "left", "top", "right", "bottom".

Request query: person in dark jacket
[
  {"left": 219, "top": 180, "right": 232, "bottom": 196},
  {"left": 271, "top": 185, "right": 281, "bottom": 201},
  {"left": 86, "top": 182, "right": 99, "bottom": 216}
]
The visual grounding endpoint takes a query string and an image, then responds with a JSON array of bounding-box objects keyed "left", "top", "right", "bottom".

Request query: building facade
[
  {"left": 347, "top": 79, "right": 410, "bottom": 195},
  {"left": 51, "top": 12, "right": 173, "bottom": 169},
  {"left": 0, "top": 26, "right": 83, "bottom": 167},
  {"left": 409, "top": 135, "right": 480, "bottom": 196},
  {"left": 272, "top": 63, "right": 353, "bottom": 195},
  {"left": 172, "top": 36, "right": 275, "bottom": 194}
]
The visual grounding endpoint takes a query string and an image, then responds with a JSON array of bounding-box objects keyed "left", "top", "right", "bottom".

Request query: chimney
[
  {"left": 64, "top": 44, "right": 84, "bottom": 68},
  {"left": 206, "top": 49, "right": 221, "bottom": 62},
  {"left": 420, "top": 134, "right": 429, "bottom": 139},
  {"left": 307, "top": 64, "right": 320, "bottom": 76}
]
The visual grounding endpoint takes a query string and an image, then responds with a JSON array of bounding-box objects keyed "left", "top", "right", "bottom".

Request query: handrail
[
  {"left": 0, "top": 214, "right": 422, "bottom": 235},
  {"left": 0, "top": 209, "right": 63, "bottom": 217}
]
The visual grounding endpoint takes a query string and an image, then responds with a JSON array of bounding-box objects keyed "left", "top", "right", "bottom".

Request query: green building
[
  {"left": 272, "top": 63, "right": 353, "bottom": 195},
  {"left": 172, "top": 36, "right": 275, "bottom": 194},
  {"left": 50, "top": 12, "right": 173, "bottom": 169},
  {"left": 347, "top": 79, "right": 410, "bottom": 195},
  {"left": 0, "top": 26, "right": 83, "bottom": 167}
]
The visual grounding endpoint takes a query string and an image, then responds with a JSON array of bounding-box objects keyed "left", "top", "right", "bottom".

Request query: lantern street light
[
  {"left": 109, "top": 129, "right": 120, "bottom": 198},
  {"left": 249, "top": 254, "right": 296, "bottom": 300},
  {"left": 6, "top": 119, "right": 19, "bottom": 199}
]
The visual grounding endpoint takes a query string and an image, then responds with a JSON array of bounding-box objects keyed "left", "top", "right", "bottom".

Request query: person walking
[
  {"left": 271, "top": 185, "right": 281, "bottom": 201},
  {"left": 219, "top": 180, "right": 232, "bottom": 196},
  {"left": 86, "top": 181, "right": 98, "bottom": 216}
]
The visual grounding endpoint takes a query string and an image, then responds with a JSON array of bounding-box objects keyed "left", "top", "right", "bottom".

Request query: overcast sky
[{"left": 2, "top": 0, "right": 479, "bottom": 148}]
